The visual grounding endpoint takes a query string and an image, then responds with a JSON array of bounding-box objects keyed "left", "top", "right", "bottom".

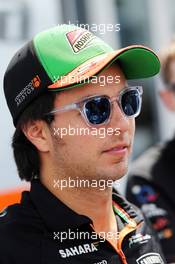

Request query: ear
[
  {"left": 22, "top": 120, "right": 51, "bottom": 153},
  {"left": 159, "top": 90, "right": 175, "bottom": 111}
]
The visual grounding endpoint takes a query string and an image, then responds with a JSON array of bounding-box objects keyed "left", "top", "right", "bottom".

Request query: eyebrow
[
  {"left": 78, "top": 85, "right": 129, "bottom": 101},
  {"left": 78, "top": 94, "right": 99, "bottom": 101}
]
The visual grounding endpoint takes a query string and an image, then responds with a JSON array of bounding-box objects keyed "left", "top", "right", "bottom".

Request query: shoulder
[{"left": 0, "top": 192, "right": 44, "bottom": 262}]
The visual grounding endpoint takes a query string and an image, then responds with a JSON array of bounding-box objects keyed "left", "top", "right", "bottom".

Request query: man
[
  {"left": 0, "top": 24, "right": 165, "bottom": 263},
  {"left": 126, "top": 41, "right": 175, "bottom": 263}
]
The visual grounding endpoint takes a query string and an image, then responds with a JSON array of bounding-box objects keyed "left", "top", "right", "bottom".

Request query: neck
[{"left": 41, "top": 175, "right": 117, "bottom": 236}]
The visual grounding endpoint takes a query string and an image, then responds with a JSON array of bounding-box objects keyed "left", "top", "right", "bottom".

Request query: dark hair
[{"left": 12, "top": 92, "right": 57, "bottom": 181}]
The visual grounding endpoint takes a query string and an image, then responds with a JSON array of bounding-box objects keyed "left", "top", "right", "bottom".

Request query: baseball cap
[{"left": 3, "top": 24, "right": 160, "bottom": 127}]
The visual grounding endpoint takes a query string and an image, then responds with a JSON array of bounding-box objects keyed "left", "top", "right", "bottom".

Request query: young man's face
[{"left": 45, "top": 64, "right": 135, "bottom": 184}]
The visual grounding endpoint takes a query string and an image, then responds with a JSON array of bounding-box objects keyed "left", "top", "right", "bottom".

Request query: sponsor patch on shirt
[
  {"left": 129, "top": 233, "right": 151, "bottom": 248},
  {"left": 59, "top": 242, "right": 98, "bottom": 258},
  {"left": 136, "top": 253, "right": 164, "bottom": 264},
  {"left": 93, "top": 260, "right": 108, "bottom": 264},
  {"left": 141, "top": 204, "right": 167, "bottom": 218}
]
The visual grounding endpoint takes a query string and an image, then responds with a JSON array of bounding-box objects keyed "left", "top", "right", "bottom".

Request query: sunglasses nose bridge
[
  {"left": 111, "top": 96, "right": 124, "bottom": 115},
  {"left": 109, "top": 96, "right": 129, "bottom": 124},
  {"left": 108, "top": 104, "right": 130, "bottom": 135}
]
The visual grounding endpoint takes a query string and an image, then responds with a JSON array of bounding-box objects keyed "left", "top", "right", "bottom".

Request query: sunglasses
[{"left": 46, "top": 86, "right": 143, "bottom": 126}]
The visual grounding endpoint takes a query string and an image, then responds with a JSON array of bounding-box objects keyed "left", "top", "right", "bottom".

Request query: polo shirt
[{"left": 0, "top": 180, "right": 166, "bottom": 263}]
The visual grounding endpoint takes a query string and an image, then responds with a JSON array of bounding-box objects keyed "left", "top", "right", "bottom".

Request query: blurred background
[{"left": 1, "top": 0, "right": 175, "bottom": 206}]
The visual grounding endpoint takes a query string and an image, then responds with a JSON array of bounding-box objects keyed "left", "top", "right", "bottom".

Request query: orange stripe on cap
[
  {"left": 48, "top": 53, "right": 111, "bottom": 89},
  {"left": 47, "top": 44, "right": 158, "bottom": 91}
]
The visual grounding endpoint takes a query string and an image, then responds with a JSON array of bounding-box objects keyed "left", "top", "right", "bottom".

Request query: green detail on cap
[
  {"left": 116, "top": 48, "right": 160, "bottom": 79},
  {"left": 33, "top": 25, "right": 113, "bottom": 83}
]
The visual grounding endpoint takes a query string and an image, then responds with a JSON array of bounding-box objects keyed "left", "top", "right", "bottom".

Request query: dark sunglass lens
[
  {"left": 85, "top": 97, "right": 111, "bottom": 124},
  {"left": 121, "top": 90, "right": 140, "bottom": 116}
]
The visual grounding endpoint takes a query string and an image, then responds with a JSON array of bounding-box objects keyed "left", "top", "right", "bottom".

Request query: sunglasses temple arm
[{"left": 47, "top": 103, "right": 78, "bottom": 115}]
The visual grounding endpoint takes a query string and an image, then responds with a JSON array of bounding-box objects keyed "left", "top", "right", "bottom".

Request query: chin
[
  {"left": 98, "top": 162, "right": 128, "bottom": 182},
  {"left": 114, "top": 162, "right": 128, "bottom": 179},
  {"left": 110, "top": 170, "right": 127, "bottom": 181}
]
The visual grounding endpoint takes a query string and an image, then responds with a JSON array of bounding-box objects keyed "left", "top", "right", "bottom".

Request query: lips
[
  {"left": 103, "top": 143, "right": 129, "bottom": 153},
  {"left": 108, "top": 146, "right": 126, "bottom": 151}
]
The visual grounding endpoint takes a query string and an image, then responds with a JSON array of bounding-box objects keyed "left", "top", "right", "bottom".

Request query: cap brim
[{"left": 48, "top": 45, "right": 160, "bottom": 91}]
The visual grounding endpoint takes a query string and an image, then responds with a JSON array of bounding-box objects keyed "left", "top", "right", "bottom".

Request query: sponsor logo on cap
[
  {"left": 77, "top": 54, "right": 107, "bottom": 76},
  {"left": 66, "top": 29, "right": 96, "bottom": 53},
  {"left": 136, "top": 253, "right": 164, "bottom": 264},
  {"left": 15, "top": 75, "right": 41, "bottom": 107},
  {"left": 32, "top": 75, "right": 41, "bottom": 88}
]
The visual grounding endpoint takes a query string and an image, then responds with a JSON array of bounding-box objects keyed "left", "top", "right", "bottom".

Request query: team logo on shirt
[
  {"left": 141, "top": 204, "right": 167, "bottom": 219},
  {"left": 129, "top": 233, "right": 151, "bottom": 248},
  {"left": 59, "top": 242, "right": 98, "bottom": 258},
  {"left": 136, "top": 253, "right": 164, "bottom": 264}
]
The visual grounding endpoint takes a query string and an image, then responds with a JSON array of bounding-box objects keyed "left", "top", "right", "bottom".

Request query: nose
[{"left": 109, "top": 100, "right": 132, "bottom": 133}]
